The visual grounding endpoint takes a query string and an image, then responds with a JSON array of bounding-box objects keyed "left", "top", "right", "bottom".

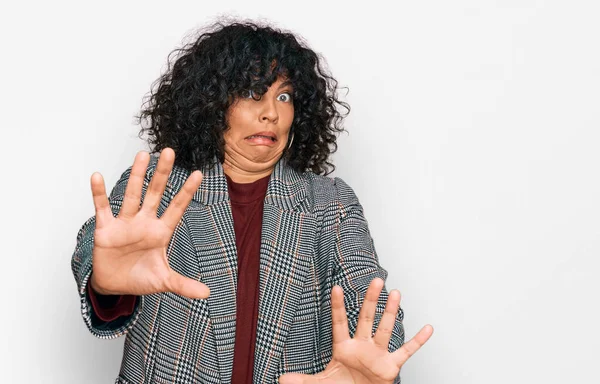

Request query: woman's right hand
[{"left": 89, "top": 148, "right": 210, "bottom": 299}]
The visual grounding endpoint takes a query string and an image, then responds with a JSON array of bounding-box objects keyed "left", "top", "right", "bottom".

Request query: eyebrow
[{"left": 278, "top": 80, "right": 293, "bottom": 90}]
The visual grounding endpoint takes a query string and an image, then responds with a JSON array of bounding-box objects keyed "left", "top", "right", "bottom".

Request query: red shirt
[{"left": 88, "top": 173, "right": 270, "bottom": 383}]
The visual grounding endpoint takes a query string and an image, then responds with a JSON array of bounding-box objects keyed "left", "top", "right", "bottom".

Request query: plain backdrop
[{"left": 1, "top": 0, "right": 598, "bottom": 383}]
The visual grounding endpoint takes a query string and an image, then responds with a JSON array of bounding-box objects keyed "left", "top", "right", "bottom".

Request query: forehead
[
  {"left": 271, "top": 77, "right": 293, "bottom": 89},
  {"left": 249, "top": 75, "right": 292, "bottom": 92}
]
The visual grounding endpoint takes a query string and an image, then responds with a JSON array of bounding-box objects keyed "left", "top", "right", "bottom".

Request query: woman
[{"left": 71, "top": 19, "right": 433, "bottom": 384}]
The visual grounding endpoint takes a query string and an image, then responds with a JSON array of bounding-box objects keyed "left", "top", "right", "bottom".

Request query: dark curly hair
[{"left": 135, "top": 17, "right": 350, "bottom": 175}]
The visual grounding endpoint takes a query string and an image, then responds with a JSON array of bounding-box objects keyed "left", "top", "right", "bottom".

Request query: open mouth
[{"left": 246, "top": 135, "right": 277, "bottom": 142}]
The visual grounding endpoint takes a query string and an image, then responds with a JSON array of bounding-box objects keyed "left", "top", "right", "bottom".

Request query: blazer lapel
[
  {"left": 185, "top": 158, "right": 317, "bottom": 383},
  {"left": 253, "top": 159, "right": 318, "bottom": 383},
  {"left": 187, "top": 162, "right": 238, "bottom": 383}
]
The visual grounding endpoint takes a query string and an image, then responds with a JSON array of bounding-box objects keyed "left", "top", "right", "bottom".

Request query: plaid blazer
[{"left": 71, "top": 155, "right": 405, "bottom": 384}]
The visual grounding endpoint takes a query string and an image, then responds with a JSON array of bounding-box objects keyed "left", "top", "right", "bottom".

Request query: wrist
[{"left": 89, "top": 273, "right": 112, "bottom": 295}]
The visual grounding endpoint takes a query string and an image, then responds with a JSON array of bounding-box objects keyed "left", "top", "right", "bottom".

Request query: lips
[{"left": 245, "top": 131, "right": 278, "bottom": 142}]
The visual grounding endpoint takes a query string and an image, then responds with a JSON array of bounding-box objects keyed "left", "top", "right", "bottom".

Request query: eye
[
  {"left": 278, "top": 92, "right": 293, "bottom": 102},
  {"left": 241, "top": 89, "right": 261, "bottom": 100}
]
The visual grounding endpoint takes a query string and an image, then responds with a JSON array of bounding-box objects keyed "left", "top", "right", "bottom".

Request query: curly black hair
[{"left": 135, "top": 17, "right": 350, "bottom": 175}]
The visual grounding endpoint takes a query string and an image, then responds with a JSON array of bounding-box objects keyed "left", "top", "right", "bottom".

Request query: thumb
[{"left": 167, "top": 270, "right": 210, "bottom": 299}]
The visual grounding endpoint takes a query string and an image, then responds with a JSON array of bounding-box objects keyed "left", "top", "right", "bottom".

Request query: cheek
[
  {"left": 224, "top": 113, "right": 246, "bottom": 143},
  {"left": 228, "top": 108, "right": 256, "bottom": 132},
  {"left": 222, "top": 128, "right": 238, "bottom": 150},
  {"left": 282, "top": 107, "right": 295, "bottom": 128},
  {"left": 223, "top": 131, "right": 231, "bottom": 146}
]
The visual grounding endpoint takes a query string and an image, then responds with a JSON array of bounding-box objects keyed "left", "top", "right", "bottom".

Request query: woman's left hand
[{"left": 278, "top": 278, "right": 433, "bottom": 384}]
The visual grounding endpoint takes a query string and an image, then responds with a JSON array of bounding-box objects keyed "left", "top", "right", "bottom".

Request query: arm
[{"left": 330, "top": 177, "right": 406, "bottom": 383}]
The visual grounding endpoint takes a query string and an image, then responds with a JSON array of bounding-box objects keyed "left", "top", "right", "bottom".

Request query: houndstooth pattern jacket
[{"left": 71, "top": 154, "right": 405, "bottom": 384}]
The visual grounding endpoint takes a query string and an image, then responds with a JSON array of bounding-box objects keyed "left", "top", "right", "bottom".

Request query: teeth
[{"left": 248, "top": 135, "right": 275, "bottom": 141}]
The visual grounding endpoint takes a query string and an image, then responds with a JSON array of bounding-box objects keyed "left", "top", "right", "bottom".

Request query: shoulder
[
  {"left": 145, "top": 153, "right": 192, "bottom": 183},
  {"left": 133, "top": 153, "right": 195, "bottom": 204},
  {"left": 302, "top": 171, "right": 361, "bottom": 219}
]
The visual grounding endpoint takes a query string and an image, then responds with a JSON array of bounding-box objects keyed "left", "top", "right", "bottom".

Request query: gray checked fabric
[{"left": 71, "top": 155, "right": 405, "bottom": 383}]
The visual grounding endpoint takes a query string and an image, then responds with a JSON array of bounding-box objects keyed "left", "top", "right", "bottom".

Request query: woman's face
[{"left": 223, "top": 76, "right": 294, "bottom": 176}]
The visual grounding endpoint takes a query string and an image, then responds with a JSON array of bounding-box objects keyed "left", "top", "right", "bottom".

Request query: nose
[{"left": 259, "top": 97, "right": 278, "bottom": 123}]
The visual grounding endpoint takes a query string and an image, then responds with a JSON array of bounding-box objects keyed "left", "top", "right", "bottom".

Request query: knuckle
[
  {"left": 360, "top": 312, "right": 374, "bottom": 322},
  {"left": 123, "top": 191, "right": 140, "bottom": 203},
  {"left": 170, "top": 196, "right": 183, "bottom": 209}
]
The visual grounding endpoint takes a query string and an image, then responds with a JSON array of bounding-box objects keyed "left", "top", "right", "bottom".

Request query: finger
[
  {"left": 373, "top": 289, "right": 401, "bottom": 348},
  {"left": 278, "top": 374, "right": 303, "bottom": 384},
  {"left": 279, "top": 373, "right": 328, "bottom": 384},
  {"left": 278, "top": 373, "right": 309, "bottom": 384},
  {"left": 161, "top": 170, "right": 203, "bottom": 232},
  {"left": 330, "top": 285, "right": 350, "bottom": 344},
  {"left": 120, "top": 151, "right": 151, "bottom": 218},
  {"left": 141, "top": 148, "right": 175, "bottom": 215},
  {"left": 354, "top": 277, "right": 384, "bottom": 339},
  {"left": 391, "top": 324, "right": 434, "bottom": 367},
  {"left": 90, "top": 172, "right": 113, "bottom": 229},
  {"left": 167, "top": 270, "right": 210, "bottom": 299}
]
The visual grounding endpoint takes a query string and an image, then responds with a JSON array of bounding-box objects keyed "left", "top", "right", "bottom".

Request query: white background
[{"left": 1, "top": 0, "right": 598, "bottom": 383}]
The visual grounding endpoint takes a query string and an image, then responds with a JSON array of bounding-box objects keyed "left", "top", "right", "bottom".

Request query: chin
[{"left": 248, "top": 151, "right": 284, "bottom": 164}]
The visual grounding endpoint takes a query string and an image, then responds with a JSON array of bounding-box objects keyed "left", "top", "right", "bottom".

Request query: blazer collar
[{"left": 189, "top": 156, "right": 308, "bottom": 211}]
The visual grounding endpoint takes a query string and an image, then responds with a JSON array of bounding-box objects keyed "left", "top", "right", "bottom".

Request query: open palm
[
  {"left": 279, "top": 278, "right": 433, "bottom": 384},
  {"left": 89, "top": 148, "right": 209, "bottom": 299}
]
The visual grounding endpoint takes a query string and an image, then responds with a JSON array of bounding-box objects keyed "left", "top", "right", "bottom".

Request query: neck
[{"left": 222, "top": 159, "right": 274, "bottom": 183}]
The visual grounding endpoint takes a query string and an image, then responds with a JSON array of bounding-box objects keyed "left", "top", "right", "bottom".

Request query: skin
[
  {"left": 223, "top": 76, "right": 295, "bottom": 183},
  {"left": 89, "top": 149, "right": 209, "bottom": 299}
]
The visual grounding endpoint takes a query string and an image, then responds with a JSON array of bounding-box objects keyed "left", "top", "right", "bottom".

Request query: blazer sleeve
[
  {"left": 331, "top": 177, "right": 406, "bottom": 384},
  {"left": 70, "top": 165, "right": 146, "bottom": 339}
]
